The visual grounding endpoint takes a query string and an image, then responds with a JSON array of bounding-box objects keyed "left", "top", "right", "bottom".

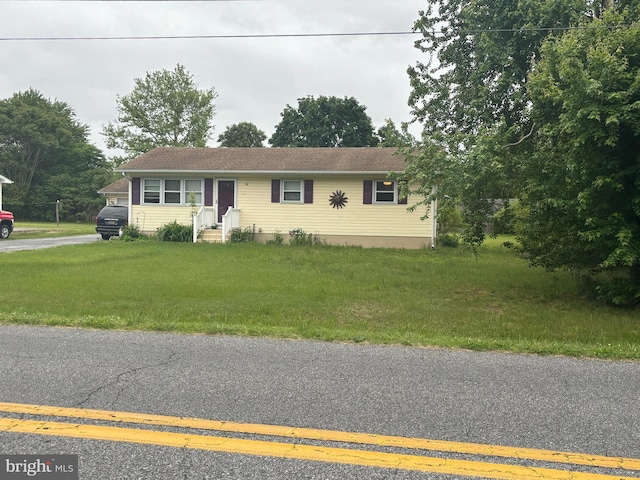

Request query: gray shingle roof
[
  {"left": 97, "top": 177, "right": 129, "bottom": 194},
  {"left": 115, "top": 147, "right": 407, "bottom": 174}
]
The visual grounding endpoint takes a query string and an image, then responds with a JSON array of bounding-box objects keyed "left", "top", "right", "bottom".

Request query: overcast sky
[{"left": 0, "top": 0, "right": 425, "bottom": 156}]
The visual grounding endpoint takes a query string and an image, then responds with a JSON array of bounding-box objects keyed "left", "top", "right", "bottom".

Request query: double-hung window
[
  {"left": 375, "top": 181, "right": 396, "bottom": 204},
  {"left": 282, "top": 180, "right": 303, "bottom": 203},
  {"left": 143, "top": 179, "right": 161, "bottom": 204},
  {"left": 185, "top": 180, "right": 203, "bottom": 205},
  {"left": 363, "top": 180, "right": 406, "bottom": 205},
  {"left": 164, "top": 179, "right": 181, "bottom": 204},
  {"left": 271, "top": 179, "right": 313, "bottom": 204},
  {"left": 142, "top": 179, "right": 203, "bottom": 205}
]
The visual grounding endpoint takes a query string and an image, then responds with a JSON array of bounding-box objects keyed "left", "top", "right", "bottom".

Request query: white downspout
[
  {"left": 431, "top": 197, "right": 437, "bottom": 249},
  {"left": 431, "top": 183, "right": 438, "bottom": 249}
]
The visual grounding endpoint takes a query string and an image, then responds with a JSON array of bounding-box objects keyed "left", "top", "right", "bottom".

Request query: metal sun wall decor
[{"left": 329, "top": 190, "right": 348, "bottom": 209}]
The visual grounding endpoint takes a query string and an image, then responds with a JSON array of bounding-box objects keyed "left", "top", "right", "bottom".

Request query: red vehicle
[{"left": 0, "top": 209, "right": 14, "bottom": 239}]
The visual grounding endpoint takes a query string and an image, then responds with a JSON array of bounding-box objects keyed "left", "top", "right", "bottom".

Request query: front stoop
[{"left": 199, "top": 228, "right": 223, "bottom": 243}]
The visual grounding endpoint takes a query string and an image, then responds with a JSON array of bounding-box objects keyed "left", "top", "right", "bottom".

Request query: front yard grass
[
  {"left": 12, "top": 221, "right": 96, "bottom": 239},
  {"left": 0, "top": 239, "right": 638, "bottom": 359}
]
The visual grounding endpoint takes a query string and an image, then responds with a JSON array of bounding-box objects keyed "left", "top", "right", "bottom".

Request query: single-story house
[
  {"left": 97, "top": 177, "right": 129, "bottom": 205},
  {"left": 114, "top": 147, "right": 436, "bottom": 248},
  {"left": 0, "top": 174, "right": 13, "bottom": 211}
]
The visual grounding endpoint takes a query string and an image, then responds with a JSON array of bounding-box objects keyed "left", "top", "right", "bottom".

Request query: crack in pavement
[{"left": 75, "top": 347, "right": 180, "bottom": 409}]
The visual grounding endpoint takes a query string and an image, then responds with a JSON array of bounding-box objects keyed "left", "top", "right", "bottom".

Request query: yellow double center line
[{"left": 0, "top": 402, "right": 638, "bottom": 480}]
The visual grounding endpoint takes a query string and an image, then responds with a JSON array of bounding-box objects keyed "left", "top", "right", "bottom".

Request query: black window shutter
[
  {"left": 304, "top": 180, "right": 313, "bottom": 204},
  {"left": 363, "top": 180, "right": 373, "bottom": 204},
  {"left": 271, "top": 179, "right": 280, "bottom": 203},
  {"left": 204, "top": 178, "right": 214, "bottom": 206},
  {"left": 132, "top": 178, "right": 141, "bottom": 205},
  {"left": 398, "top": 193, "right": 408, "bottom": 205}
]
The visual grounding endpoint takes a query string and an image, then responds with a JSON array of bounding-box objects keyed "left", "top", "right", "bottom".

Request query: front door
[{"left": 217, "top": 180, "right": 236, "bottom": 223}]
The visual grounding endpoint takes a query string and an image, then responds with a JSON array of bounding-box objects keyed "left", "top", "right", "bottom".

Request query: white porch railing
[
  {"left": 193, "top": 206, "right": 205, "bottom": 243},
  {"left": 221, "top": 207, "right": 240, "bottom": 243}
]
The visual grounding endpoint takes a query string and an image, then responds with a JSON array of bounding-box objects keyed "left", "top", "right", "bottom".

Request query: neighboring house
[
  {"left": 115, "top": 147, "right": 436, "bottom": 248},
  {"left": 0, "top": 175, "right": 13, "bottom": 211},
  {"left": 97, "top": 177, "right": 129, "bottom": 205}
]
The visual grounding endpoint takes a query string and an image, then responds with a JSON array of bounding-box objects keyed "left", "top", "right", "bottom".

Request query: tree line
[{"left": 0, "top": 64, "right": 410, "bottom": 223}]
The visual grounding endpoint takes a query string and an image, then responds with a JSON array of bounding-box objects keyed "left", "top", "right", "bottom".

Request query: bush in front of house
[
  {"left": 155, "top": 221, "right": 193, "bottom": 242},
  {"left": 288, "top": 228, "right": 325, "bottom": 246},
  {"left": 118, "top": 224, "right": 149, "bottom": 242},
  {"left": 266, "top": 230, "right": 285, "bottom": 245},
  {"left": 230, "top": 227, "right": 254, "bottom": 243}
]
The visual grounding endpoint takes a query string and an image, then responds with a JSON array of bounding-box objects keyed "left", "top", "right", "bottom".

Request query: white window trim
[
  {"left": 374, "top": 180, "right": 397, "bottom": 204},
  {"left": 143, "top": 178, "right": 161, "bottom": 204},
  {"left": 281, "top": 179, "right": 304, "bottom": 204},
  {"left": 142, "top": 178, "right": 204, "bottom": 206},
  {"left": 185, "top": 179, "right": 204, "bottom": 206}
]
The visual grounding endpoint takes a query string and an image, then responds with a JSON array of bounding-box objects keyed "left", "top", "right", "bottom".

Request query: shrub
[
  {"left": 288, "top": 228, "right": 324, "bottom": 246},
  {"left": 579, "top": 271, "right": 640, "bottom": 307},
  {"left": 230, "top": 227, "right": 254, "bottom": 243},
  {"left": 155, "top": 221, "right": 193, "bottom": 242},
  {"left": 118, "top": 224, "right": 148, "bottom": 242},
  {"left": 439, "top": 233, "right": 460, "bottom": 248},
  {"left": 266, "top": 230, "right": 285, "bottom": 245},
  {"left": 289, "top": 228, "right": 314, "bottom": 246}
]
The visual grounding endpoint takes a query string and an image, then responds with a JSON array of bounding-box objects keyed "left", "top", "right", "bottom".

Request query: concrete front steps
[{"left": 199, "top": 228, "right": 224, "bottom": 243}]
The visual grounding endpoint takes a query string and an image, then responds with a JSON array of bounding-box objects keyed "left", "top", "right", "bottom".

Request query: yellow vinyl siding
[
  {"left": 131, "top": 205, "right": 193, "bottom": 233},
  {"left": 237, "top": 176, "right": 431, "bottom": 238},
  {"left": 105, "top": 194, "right": 128, "bottom": 206}
]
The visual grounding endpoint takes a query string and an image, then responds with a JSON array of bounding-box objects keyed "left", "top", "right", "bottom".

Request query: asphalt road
[
  {"left": 0, "top": 326, "right": 638, "bottom": 479},
  {"left": 0, "top": 234, "right": 101, "bottom": 252}
]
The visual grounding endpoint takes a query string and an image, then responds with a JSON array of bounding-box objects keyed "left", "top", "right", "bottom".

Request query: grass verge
[
  {"left": 11, "top": 221, "right": 96, "bottom": 239},
  {"left": 0, "top": 239, "right": 638, "bottom": 359}
]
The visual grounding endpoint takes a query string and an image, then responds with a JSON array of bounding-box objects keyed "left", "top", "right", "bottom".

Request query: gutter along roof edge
[{"left": 116, "top": 170, "right": 402, "bottom": 175}]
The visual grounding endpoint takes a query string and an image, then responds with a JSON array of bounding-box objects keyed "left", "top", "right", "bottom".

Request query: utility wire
[
  {"left": 0, "top": 24, "right": 635, "bottom": 42},
  {"left": 0, "top": 31, "right": 418, "bottom": 41}
]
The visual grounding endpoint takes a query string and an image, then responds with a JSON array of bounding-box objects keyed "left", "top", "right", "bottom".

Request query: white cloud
[{"left": 0, "top": 0, "right": 424, "bottom": 154}]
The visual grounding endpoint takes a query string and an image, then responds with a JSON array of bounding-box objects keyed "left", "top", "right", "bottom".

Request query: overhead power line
[
  {"left": 1, "top": 31, "right": 418, "bottom": 41},
  {"left": 0, "top": 24, "right": 635, "bottom": 42}
]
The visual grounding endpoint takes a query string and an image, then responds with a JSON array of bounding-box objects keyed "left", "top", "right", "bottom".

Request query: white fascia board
[{"left": 0, "top": 175, "right": 13, "bottom": 184}]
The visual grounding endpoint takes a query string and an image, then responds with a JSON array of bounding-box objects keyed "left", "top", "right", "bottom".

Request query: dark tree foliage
[
  {"left": 376, "top": 119, "right": 416, "bottom": 147},
  {"left": 218, "top": 122, "right": 267, "bottom": 147},
  {"left": 403, "top": 0, "right": 591, "bottom": 249},
  {"left": 269, "top": 96, "right": 378, "bottom": 147},
  {"left": 404, "top": 0, "right": 640, "bottom": 304},
  {"left": 408, "top": 0, "right": 587, "bottom": 137},
  {"left": 0, "top": 89, "right": 111, "bottom": 220},
  {"left": 523, "top": 10, "right": 640, "bottom": 304}
]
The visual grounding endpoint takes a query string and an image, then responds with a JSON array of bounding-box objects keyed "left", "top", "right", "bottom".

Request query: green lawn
[
  {"left": 0, "top": 239, "right": 638, "bottom": 359},
  {"left": 12, "top": 221, "right": 96, "bottom": 239}
]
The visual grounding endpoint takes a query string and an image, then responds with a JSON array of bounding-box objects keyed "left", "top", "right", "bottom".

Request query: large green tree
[
  {"left": 403, "top": 0, "right": 591, "bottom": 247},
  {"left": 521, "top": 10, "right": 640, "bottom": 304},
  {"left": 404, "top": 0, "right": 640, "bottom": 303},
  {"left": 269, "top": 95, "right": 378, "bottom": 147},
  {"left": 409, "top": 0, "right": 589, "bottom": 138},
  {"left": 0, "top": 89, "right": 109, "bottom": 220},
  {"left": 403, "top": 0, "right": 635, "bottom": 241},
  {"left": 218, "top": 122, "right": 266, "bottom": 147},
  {"left": 376, "top": 118, "right": 416, "bottom": 147},
  {"left": 103, "top": 64, "right": 217, "bottom": 163}
]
